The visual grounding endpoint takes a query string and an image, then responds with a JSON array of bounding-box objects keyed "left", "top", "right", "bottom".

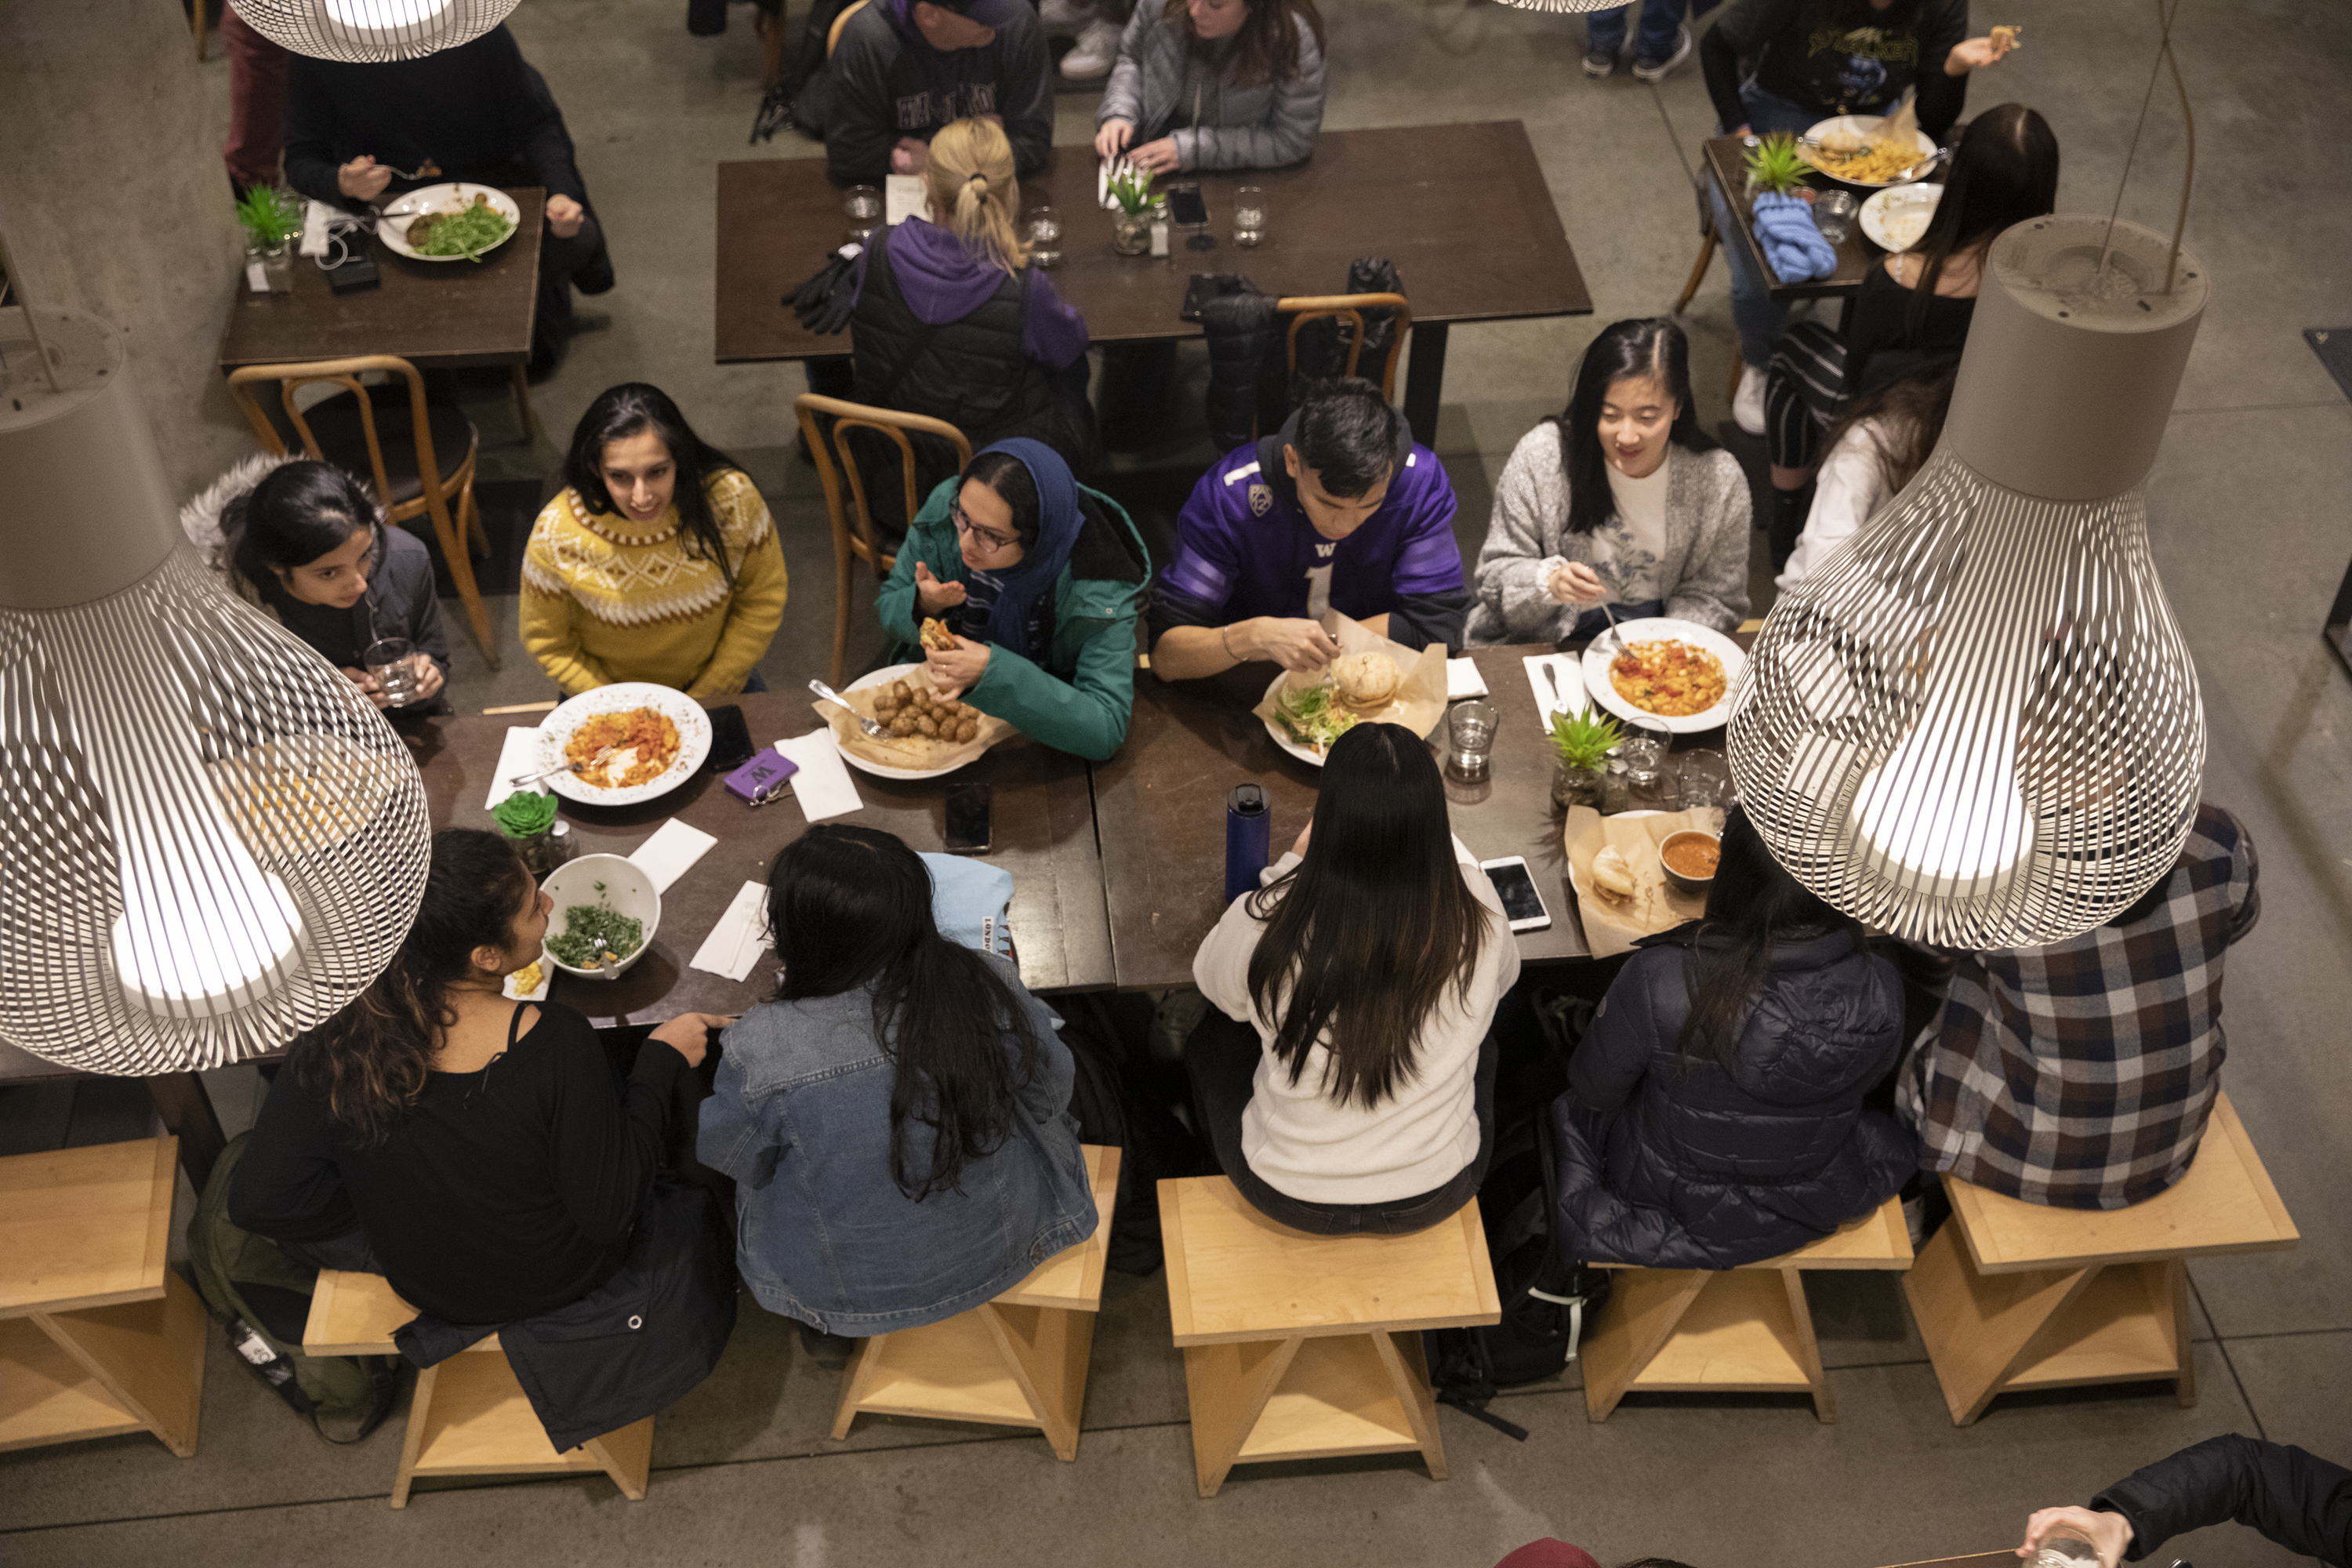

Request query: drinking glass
[
  {"left": 1812, "top": 190, "right": 1859, "bottom": 245},
  {"left": 843, "top": 184, "right": 884, "bottom": 241},
  {"left": 1024, "top": 205, "right": 1063, "bottom": 268},
  {"left": 364, "top": 637, "right": 420, "bottom": 707},
  {"left": 1446, "top": 701, "right": 1498, "bottom": 782},
  {"left": 1649, "top": 755, "right": 1686, "bottom": 811},
  {"left": 1232, "top": 186, "right": 1268, "bottom": 248},
  {"left": 1679, "top": 750, "right": 1730, "bottom": 808},
  {"left": 1616, "top": 717, "right": 1669, "bottom": 785}
]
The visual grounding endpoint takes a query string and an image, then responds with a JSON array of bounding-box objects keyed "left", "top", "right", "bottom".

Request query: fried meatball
[
  {"left": 953, "top": 719, "right": 977, "bottom": 743},
  {"left": 874, "top": 691, "right": 899, "bottom": 715},
  {"left": 887, "top": 713, "right": 916, "bottom": 738},
  {"left": 915, "top": 714, "right": 939, "bottom": 737}
]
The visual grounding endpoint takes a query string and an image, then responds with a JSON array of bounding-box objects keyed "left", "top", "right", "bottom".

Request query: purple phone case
[{"left": 724, "top": 750, "right": 797, "bottom": 805}]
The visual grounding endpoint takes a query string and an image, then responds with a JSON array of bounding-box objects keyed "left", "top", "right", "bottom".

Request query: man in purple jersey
[{"left": 1149, "top": 379, "right": 1470, "bottom": 680}]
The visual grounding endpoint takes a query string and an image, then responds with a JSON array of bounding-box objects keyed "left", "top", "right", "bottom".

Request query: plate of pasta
[
  {"left": 1801, "top": 116, "right": 1940, "bottom": 189},
  {"left": 535, "top": 683, "right": 712, "bottom": 806},
  {"left": 1581, "top": 619, "right": 1748, "bottom": 735}
]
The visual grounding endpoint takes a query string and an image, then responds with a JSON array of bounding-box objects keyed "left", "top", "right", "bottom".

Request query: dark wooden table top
[
  {"left": 411, "top": 688, "right": 1113, "bottom": 1021},
  {"left": 216, "top": 188, "right": 545, "bottom": 372},
  {"left": 716, "top": 122, "right": 1592, "bottom": 361},
  {"left": 1702, "top": 137, "right": 1881, "bottom": 302}
]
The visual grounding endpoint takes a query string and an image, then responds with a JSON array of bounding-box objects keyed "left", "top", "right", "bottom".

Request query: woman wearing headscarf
[{"left": 873, "top": 439, "right": 1152, "bottom": 761}]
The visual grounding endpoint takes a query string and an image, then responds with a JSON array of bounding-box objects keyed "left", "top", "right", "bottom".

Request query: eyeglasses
[{"left": 950, "top": 503, "right": 1021, "bottom": 556}]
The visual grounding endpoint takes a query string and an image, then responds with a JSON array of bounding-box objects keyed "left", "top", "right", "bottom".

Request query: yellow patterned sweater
[{"left": 520, "top": 470, "right": 789, "bottom": 698}]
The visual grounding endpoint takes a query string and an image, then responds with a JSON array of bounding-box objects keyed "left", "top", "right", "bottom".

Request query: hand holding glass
[{"left": 364, "top": 637, "right": 420, "bottom": 708}]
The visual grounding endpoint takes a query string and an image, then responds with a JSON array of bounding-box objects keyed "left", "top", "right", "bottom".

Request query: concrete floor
[{"left": 5, "top": 0, "right": 2352, "bottom": 1563}]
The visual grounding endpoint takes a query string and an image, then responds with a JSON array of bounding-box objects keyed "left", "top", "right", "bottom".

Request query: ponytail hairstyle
[
  {"left": 1904, "top": 103, "right": 2060, "bottom": 340},
  {"left": 768, "top": 825, "right": 1044, "bottom": 1200},
  {"left": 227, "top": 459, "right": 382, "bottom": 595},
  {"left": 561, "top": 383, "right": 748, "bottom": 586},
  {"left": 1674, "top": 807, "right": 1863, "bottom": 1068},
  {"left": 923, "top": 118, "right": 1027, "bottom": 274},
  {"left": 289, "top": 829, "right": 537, "bottom": 1146},
  {"left": 1552, "top": 318, "right": 1701, "bottom": 537}
]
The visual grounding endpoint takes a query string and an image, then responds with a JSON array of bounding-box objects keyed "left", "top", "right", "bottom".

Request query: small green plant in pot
[
  {"left": 1744, "top": 132, "right": 1813, "bottom": 200},
  {"left": 1549, "top": 707, "right": 1622, "bottom": 808},
  {"left": 235, "top": 186, "right": 303, "bottom": 295},
  {"left": 1108, "top": 167, "right": 1158, "bottom": 256}
]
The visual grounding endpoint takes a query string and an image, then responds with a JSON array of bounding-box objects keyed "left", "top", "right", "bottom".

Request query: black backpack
[{"left": 1425, "top": 1109, "right": 1613, "bottom": 1441}]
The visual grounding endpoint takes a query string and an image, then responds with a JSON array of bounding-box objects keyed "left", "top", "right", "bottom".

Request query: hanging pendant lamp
[
  {"left": 227, "top": 0, "right": 521, "bottom": 63},
  {"left": 1486, "top": 0, "right": 1618, "bottom": 13},
  {"left": 1727, "top": 214, "right": 2209, "bottom": 949},
  {"left": 0, "top": 307, "right": 432, "bottom": 1073}
]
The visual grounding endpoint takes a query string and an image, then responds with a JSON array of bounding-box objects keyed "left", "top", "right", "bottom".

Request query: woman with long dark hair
[
  {"left": 1188, "top": 723, "right": 1519, "bottom": 1234},
  {"left": 1548, "top": 807, "right": 1916, "bottom": 1269},
  {"left": 699, "top": 826, "right": 1097, "bottom": 1335},
  {"left": 180, "top": 456, "right": 449, "bottom": 710},
  {"left": 522, "top": 383, "right": 789, "bottom": 697},
  {"left": 1777, "top": 353, "right": 1960, "bottom": 590},
  {"left": 1092, "top": 0, "right": 1326, "bottom": 173},
  {"left": 1468, "top": 318, "right": 1750, "bottom": 644},
  {"left": 1761, "top": 103, "right": 2060, "bottom": 565}
]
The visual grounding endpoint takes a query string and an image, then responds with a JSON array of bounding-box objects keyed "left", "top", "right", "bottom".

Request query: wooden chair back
[
  {"left": 1276, "top": 292, "right": 1414, "bottom": 403},
  {"left": 827, "top": 0, "right": 868, "bottom": 57},
  {"left": 793, "top": 393, "right": 973, "bottom": 686},
  {"left": 226, "top": 354, "right": 450, "bottom": 514}
]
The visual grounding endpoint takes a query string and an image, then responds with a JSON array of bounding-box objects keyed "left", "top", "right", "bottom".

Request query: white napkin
[
  {"left": 1446, "top": 658, "right": 1490, "bottom": 700},
  {"left": 300, "top": 199, "right": 336, "bottom": 258},
  {"left": 1523, "top": 653, "right": 1588, "bottom": 736},
  {"left": 771, "top": 731, "right": 863, "bottom": 822},
  {"left": 690, "top": 880, "right": 771, "bottom": 982},
  {"left": 885, "top": 175, "right": 927, "bottom": 226},
  {"left": 627, "top": 820, "right": 717, "bottom": 895},
  {"left": 486, "top": 727, "right": 546, "bottom": 810}
]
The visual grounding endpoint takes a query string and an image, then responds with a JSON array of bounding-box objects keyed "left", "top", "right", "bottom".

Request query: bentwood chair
[
  {"left": 1276, "top": 292, "right": 1414, "bottom": 404},
  {"left": 826, "top": 0, "right": 868, "bottom": 57},
  {"left": 227, "top": 355, "right": 501, "bottom": 669},
  {"left": 794, "top": 393, "right": 973, "bottom": 688}
]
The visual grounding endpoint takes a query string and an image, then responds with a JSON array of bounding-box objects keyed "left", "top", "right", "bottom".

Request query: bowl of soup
[{"left": 1659, "top": 830, "right": 1722, "bottom": 895}]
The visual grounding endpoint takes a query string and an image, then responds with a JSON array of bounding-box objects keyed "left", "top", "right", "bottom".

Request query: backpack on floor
[{"left": 186, "top": 1134, "right": 399, "bottom": 1443}]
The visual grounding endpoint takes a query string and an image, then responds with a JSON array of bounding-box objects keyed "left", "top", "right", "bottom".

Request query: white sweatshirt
[
  {"left": 1190, "top": 839, "right": 1522, "bottom": 1203},
  {"left": 1777, "top": 420, "right": 1893, "bottom": 593}
]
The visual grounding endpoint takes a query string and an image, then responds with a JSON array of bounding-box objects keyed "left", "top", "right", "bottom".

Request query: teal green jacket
[{"left": 877, "top": 477, "right": 1152, "bottom": 762}]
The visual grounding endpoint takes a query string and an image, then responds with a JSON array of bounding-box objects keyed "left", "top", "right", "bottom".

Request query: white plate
[
  {"left": 1582, "top": 619, "right": 1749, "bottom": 735},
  {"left": 1802, "top": 116, "right": 1940, "bottom": 189},
  {"left": 376, "top": 183, "right": 522, "bottom": 263},
  {"left": 536, "top": 684, "right": 712, "bottom": 806},
  {"left": 501, "top": 945, "right": 553, "bottom": 1002},
  {"left": 1258, "top": 670, "right": 1440, "bottom": 768},
  {"left": 833, "top": 664, "right": 997, "bottom": 782},
  {"left": 1861, "top": 182, "right": 1943, "bottom": 253}
]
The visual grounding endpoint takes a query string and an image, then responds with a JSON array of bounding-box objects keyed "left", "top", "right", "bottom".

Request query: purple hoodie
[{"left": 851, "top": 218, "right": 1089, "bottom": 369}]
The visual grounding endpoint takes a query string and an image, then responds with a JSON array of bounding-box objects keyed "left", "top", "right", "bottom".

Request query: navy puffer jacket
[{"left": 1550, "top": 924, "right": 1917, "bottom": 1270}]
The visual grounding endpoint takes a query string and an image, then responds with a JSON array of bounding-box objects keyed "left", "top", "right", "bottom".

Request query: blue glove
[{"left": 1752, "top": 193, "right": 1838, "bottom": 283}]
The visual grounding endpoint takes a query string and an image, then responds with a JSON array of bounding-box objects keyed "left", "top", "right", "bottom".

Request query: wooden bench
[
  {"left": 0, "top": 1138, "right": 207, "bottom": 1458},
  {"left": 303, "top": 1269, "right": 652, "bottom": 1506},
  {"left": 1581, "top": 1196, "right": 1913, "bottom": 1423},
  {"left": 1904, "top": 1091, "right": 2299, "bottom": 1425},
  {"left": 1158, "top": 1176, "right": 1501, "bottom": 1497},
  {"left": 832, "top": 1144, "right": 1121, "bottom": 1461}
]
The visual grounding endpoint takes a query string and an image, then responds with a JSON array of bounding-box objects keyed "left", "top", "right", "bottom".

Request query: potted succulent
[
  {"left": 235, "top": 185, "right": 303, "bottom": 296},
  {"left": 1107, "top": 166, "right": 1160, "bottom": 257},
  {"left": 1744, "top": 132, "right": 1814, "bottom": 201},
  {"left": 1549, "top": 707, "right": 1623, "bottom": 809}
]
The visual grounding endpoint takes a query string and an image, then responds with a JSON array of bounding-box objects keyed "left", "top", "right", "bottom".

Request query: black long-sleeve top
[
  {"left": 824, "top": 0, "right": 1052, "bottom": 184},
  {"left": 2092, "top": 1435, "right": 2352, "bottom": 1565},
  {"left": 1699, "top": 0, "right": 1972, "bottom": 142},
  {"left": 283, "top": 24, "right": 586, "bottom": 210},
  {"left": 230, "top": 1003, "right": 680, "bottom": 1325},
  {"left": 1838, "top": 261, "right": 1976, "bottom": 397}
]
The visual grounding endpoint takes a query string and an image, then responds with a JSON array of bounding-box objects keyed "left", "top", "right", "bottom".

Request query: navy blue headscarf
[{"left": 967, "top": 438, "right": 1083, "bottom": 660}]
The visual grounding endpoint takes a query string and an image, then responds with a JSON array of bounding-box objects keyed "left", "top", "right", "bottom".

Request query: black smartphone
[
  {"left": 1480, "top": 856, "right": 1552, "bottom": 932},
  {"left": 945, "top": 782, "right": 993, "bottom": 855},
  {"left": 704, "top": 704, "right": 756, "bottom": 773},
  {"left": 1165, "top": 184, "right": 1209, "bottom": 227}
]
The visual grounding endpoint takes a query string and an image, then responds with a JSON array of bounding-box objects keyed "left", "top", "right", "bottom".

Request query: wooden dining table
[
  {"left": 1703, "top": 136, "right": 1883, "bottom": 318},
  {"left": 713, "top": 122, "right": 1594, "bottom": 445}
]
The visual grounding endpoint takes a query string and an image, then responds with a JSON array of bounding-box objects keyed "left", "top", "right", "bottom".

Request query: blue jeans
[
  {"left": 1586, "top": 0, "right": 1686, "bottom": 63},
  {"left": 1711, "top": 85, "right": 1823, "bottom": 365}
]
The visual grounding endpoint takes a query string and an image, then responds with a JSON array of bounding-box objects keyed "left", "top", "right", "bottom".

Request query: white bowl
[
  {"left": 538, "top": 854, "right": 662, "bottom": 979},
  {"left": 1861, "top": 182, "right": 1943, "bottom": 253}
]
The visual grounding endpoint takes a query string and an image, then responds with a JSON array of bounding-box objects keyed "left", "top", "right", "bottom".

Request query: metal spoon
[
  {"left": 808, "top": 679, "right": 890, "bottom": 739},
  {"left": 594, "top": 942, "right": 619, "bottom": 981}
]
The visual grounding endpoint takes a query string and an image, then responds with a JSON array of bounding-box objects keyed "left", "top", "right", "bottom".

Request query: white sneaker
[
  {"left": 1037, "top": 0, "right": 1091, "bottom": 33},
  {"left": 1060, "top": 17, "right": 1120, "bottom": 79},
  {"left": 1631, "top": 23, "right": 1691, "bottom": 83},
  {"left": 1734, "top": 365, "right": 1768, "bottom": 436}
]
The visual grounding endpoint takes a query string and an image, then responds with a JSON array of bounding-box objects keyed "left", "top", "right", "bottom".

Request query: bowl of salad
[
  {"left": 537, "top": 854, "right": 661, "bottom": 980},
  {"left": 377, "top": 183, "right": 521, "bottom": 263}
]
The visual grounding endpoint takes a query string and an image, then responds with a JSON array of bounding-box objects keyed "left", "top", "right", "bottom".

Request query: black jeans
[{"left": 1185, "top": 1007, "right": 1498, "bottom": 1236}]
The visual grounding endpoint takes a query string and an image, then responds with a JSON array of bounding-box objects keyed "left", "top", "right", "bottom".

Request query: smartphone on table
[
  {"left": 1164, "top": 183, "right": 1209, "bottom": 227},
  {"left": 1479, "top": 856, "right": 1552, "bottom": 932},
  {"left": 946, "top": 783, "right": 993, "bottom": 855},
  {"left": 704, "top": 703, "right": 757, "bottom": 774}
]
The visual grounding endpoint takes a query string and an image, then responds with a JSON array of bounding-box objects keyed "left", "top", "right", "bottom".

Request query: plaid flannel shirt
[{"left": 1898, "top": 804, "right": 2260, "bottom": 1210}]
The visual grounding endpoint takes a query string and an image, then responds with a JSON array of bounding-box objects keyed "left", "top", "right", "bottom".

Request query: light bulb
[
  {"left": 322, "top": 0, "right": 456, "bottom": 26},
  {"left": 228, "top": 0, "right": 518, "bottom": 63}
]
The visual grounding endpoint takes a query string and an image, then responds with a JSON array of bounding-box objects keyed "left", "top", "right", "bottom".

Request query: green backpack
[{"left": 187, "top": 1132, "right": 398, "bottom": 1443}]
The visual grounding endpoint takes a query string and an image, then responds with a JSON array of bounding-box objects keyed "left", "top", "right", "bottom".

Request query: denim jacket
[{"left": 698, "top": 954, "right": 1097, "bottom": 1334}]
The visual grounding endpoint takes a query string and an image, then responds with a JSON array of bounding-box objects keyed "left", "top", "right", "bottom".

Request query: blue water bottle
[{"left": 1225, "top": 785, "right": 1271, "bottom": 904}]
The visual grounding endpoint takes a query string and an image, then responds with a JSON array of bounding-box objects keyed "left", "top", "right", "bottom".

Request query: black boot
[{"left": 1769, "top": 481, "right": 1815, "bottom": 574}]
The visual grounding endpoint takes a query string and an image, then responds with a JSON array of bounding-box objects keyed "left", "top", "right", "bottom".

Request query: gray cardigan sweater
[
  {"left": 1468, "top": 425, "right": 1751, "bottom": 644},
  {"left": 1095, "top": 5, "right": 1325, "bottom": 172}
]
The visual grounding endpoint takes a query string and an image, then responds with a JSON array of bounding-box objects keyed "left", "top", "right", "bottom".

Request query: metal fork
[
  {"left": 1594, "top": 601, "right": 1625, "bottom": 657},
  {"left": 808, "top": 679, "right": 890, "bottom": 738}
]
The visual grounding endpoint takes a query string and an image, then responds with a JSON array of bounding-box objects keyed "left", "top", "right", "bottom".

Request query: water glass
[
  {"left": 1446, "top": 701, "right": 1498, "bottom": 782},
  {"left": 1649, "top": 756, "right": 1686, "bottom": 811},
  {"left": 1232, "top": 185, "right": 1268, "bottom": 248},
  {"left": 1616, "top": 717, "right": 1669, "bottom": 785},
  {"left": 1679, "top": 750, "right": 1730, "bottom": 809},
  {"left": 843, "top": 184, "right": 884, "bottom": 241},
  {"left": 1024, "top": 205, "right": 1063, "bottom": 268},
  {"left": 364, "top": 637, "right": 420, "bottom": 707},
  {"left": 1812, "top": 189, "right": 1859, "bottom": 245}
]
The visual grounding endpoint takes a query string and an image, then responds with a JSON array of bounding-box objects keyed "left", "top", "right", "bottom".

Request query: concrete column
[{"left": 0, "top": 0, "right": 253, "bottom": 495}]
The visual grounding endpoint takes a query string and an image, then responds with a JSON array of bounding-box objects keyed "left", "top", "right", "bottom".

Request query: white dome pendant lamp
[
  {"left": 0, "top": 305, "right": 432, "bottom": 1073},
  {"left": 227, "top": 0, "right": 521, "bottom": 63},
  {"left": 1727, "top": 213, "right": 2209, "bottom": 949}
]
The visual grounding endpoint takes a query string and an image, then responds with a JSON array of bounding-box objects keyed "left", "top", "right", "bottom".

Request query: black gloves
[{"left": 784, "top": 243, "right": 862, "bottom": 336}]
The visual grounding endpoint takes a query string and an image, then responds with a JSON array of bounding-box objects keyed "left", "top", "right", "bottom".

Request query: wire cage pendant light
[
  {"left": 1727, "top": 215, "right": 2210, "bottom": 949},
  {"left": 227, "top": 0, "right": 521, "bottom": 63},
  {"left": 1486, "top": 0, "right": 1621, "bottom": 13},
  {"left": 0, "top": 308, "right": 432, "bottom": 1073}
]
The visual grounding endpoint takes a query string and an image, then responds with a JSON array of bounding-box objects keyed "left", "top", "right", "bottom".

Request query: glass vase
[
  {"left": 1110, "top": 209, "right": 1152, "bottom": 257},
  {"left": 1552, "top": 763, "right": 1603, "bottom": 810},
  {"left": 244, "top": 240, "right": 294, "bottom": 296}
]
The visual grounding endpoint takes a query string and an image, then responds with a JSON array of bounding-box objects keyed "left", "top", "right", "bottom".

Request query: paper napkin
[
  {"left": 626, "top": 819, "right": 717, "bottom": 895},
  {"left": 771, "top": 731, "right": 864, "bottom": 822}
]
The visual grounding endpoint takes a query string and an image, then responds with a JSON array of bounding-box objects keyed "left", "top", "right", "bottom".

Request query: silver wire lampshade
[
  {"left": 1728, "top": 216, "right": 2210, "bottom": 949},
  {"left": 1486, "top": 0, "right": 1620, "bottom": 12},
  {"left": 0, "top": 309, "right": 432, "bottom": 1073},
  {"left": 227, "top": 0, "right": 521, "bottom": 62}
]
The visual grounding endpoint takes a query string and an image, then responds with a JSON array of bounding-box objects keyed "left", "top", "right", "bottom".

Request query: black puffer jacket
[{"left": 1550, "top": 924, "right": 1916, "bottom": 1270}]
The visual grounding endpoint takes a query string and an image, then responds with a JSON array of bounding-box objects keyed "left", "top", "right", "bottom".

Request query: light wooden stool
[
  {"left": 1904, "top": 1091, "right": 2299, "bottom": 1425},
  {"left": 1580, "top": 1196, "right": 1911, "bottom": 1423},
  {"left": 303, "top": 1270, "right": 652, "bottom": 1507},
  {"left": 832, "top": 1144, "right": 1121, "bottom": 1460},
  {"left": 1158, "top": 1176, "right": 1501, "bottom": 1497},
  {"left": 0, "top": 1138, "right": 207, "bottom": 1458}
]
